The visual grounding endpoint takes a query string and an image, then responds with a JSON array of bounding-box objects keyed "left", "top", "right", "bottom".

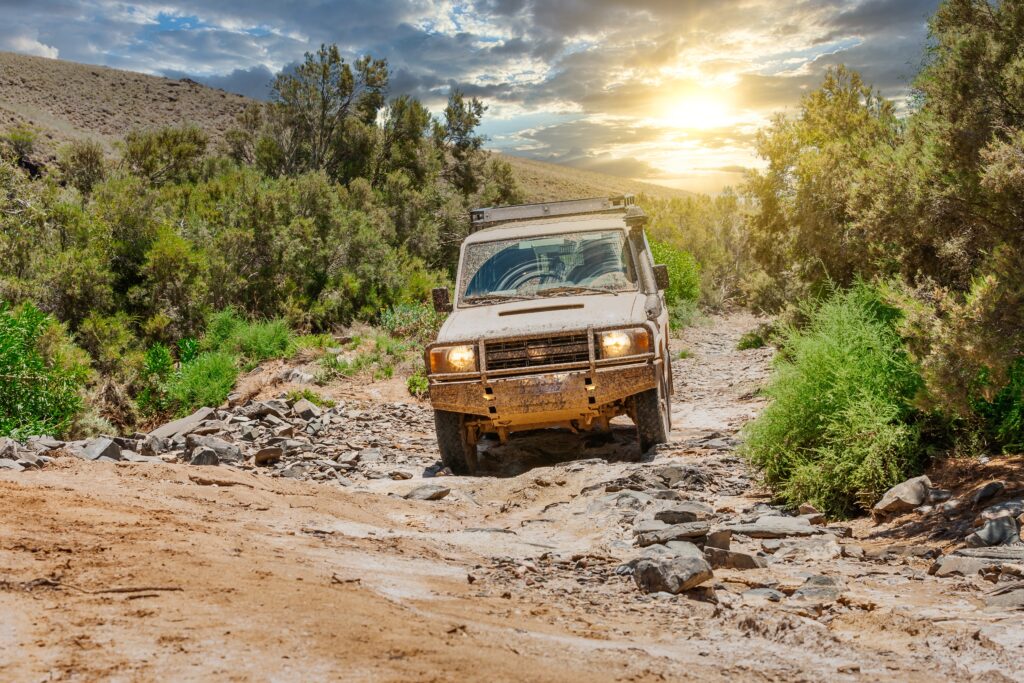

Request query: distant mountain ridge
[{"left": 0, "top": 50, "right": 690, "bottom": 201}]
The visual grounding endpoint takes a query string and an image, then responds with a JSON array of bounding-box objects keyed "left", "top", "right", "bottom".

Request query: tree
[
  {"left": 268, "top": 44, "right": 389, "bottom": 181},
  {"left": 435, "top": 89, "right": 487, "bottom": 195}
]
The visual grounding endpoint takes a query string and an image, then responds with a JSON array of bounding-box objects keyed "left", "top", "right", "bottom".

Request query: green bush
[
  {"left": 379, "top": 302, "right": 445, "bottom": 344},
  {"left": 737, "top": 331, "right": 766, "bottom": 350},
  {"left": 407, "top": 371, "right": 428, "bottom": 398},
  {"left": 286, "top": 388, "right": 336, "bottom": 408},
  {"left": 137, "top": 343, "right": 173, "bottom": 415},
  {"left": 973, "top": 359, "right": 1024, "bottom": 453},
  {"left": 202, "top": 310, "right": 292, "bottom": 368},
  {"left": 164, "top": 351, "right": 238, "bottom": 416},
  {"left": 741, "top": 284, "right": 924, "bottom": 517},
  {"left": 650, "top": 239, "right": 700, "bottom": 305},
  {"left": 0, "top": 303, "right": 89, "bottom": 438}
]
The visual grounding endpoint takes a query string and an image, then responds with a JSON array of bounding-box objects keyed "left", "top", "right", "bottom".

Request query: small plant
[
  {"left": 737, "top": 331, "right": 766, "bottom": 350},
  {"left": 177, "top": 337, "right": 199, "bottom": 364},
  {"left": 137, "top": 343, "right": 173, "bottom": 414},
  {"left": 3, "top": 124, "right": 38, "bottom": 162},
  {"left": 202, "top": 309, "right": 292, "bottom": 368},
  {"left": 379, "top": 303, "right": 446, "bottom": 344},
  {"left": 287, "top": 388, "right": 336, "bottom": 408},
  {"left": 164, "top": 352, "right": 238, "bottom": 416},
  {"left": 407, "top": 371, "right": 429, "bottom": 398},
  {"left": 677, "top": 348, "right": 694, "bottom": 360}
]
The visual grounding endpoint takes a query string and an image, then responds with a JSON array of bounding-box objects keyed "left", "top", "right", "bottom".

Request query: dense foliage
[
  {"left": 0, "top": 43, "right": 523, "bottom": 435},
  {"left": 742, "top": 285, "right": 924, "bottom": 517}
]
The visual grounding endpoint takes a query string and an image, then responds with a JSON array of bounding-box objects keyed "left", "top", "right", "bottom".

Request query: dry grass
[{"left": 500, "top": 154, "right": 692, "bottom": 202}]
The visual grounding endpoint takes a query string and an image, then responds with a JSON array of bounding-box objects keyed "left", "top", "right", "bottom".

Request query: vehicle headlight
[
  {"left": 598, "top": 328, "right": 651, "bottom": 359},
  {"left": 428, "top": 345, "right": 477, "bottom": 373}
]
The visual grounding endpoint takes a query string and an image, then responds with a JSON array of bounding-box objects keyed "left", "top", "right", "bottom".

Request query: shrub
[
  {"left": 0, "top": 303, "right": 89, "bottom": 438},
  {"left": 137, "top": 343, "right": 173, "bottom": 415},
  {"left": 164, "top": 351, "right": 238, "bottom": 416},
  {"left": 3, "top": 124, "right": 37, "bottom": 162},
  {"left": 737, "top": 331, "right": 766, "bottom": 350},
  {"left": 741, "top": 284, "right": 924, "bottom": 517},
  {"left": 972, "top": 359, "right": 1024, "bottom": 453},
  {"left": 649, "top": 239, "right": 700, "bottom": 306},
  {"left": 379, "top": 302, "right": 445, "bottom": 344},
  {"left": 407, "top": 371, "right": 428, "bottom": 398},
  {"left": 286, "top": 388, "right": 336, "bottom": 408},
  {"left": 202, "top": 310, "right": 292, "bottom": 368},
  {"left": 59, "top": 139, "right": 106, "bottom": 196}
]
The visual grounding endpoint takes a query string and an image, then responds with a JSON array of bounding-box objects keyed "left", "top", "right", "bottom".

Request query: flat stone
[
  {"left": 980, "top": 499, "right": 1024, "bottom": 522},
  {"left": 0, "top": 458, "right": 24, "bottom": 471},
  {"left": 704, "top": 547, "right": 767, "bottom": 570},
  {"left": 186, "top": 435, "right": 242, "bottom": 462},
  {"left": 705, "top": 527, "right": 732, "bottom": 550},
  {"left": 292, "top": 398, "right": 321, "bottom": 420},
  {"left": 138, "top": 434, "right": 168, "bottom": 456},
  {"left": 636, "top": 521, "right": 711, "bottom": 547},
  {"left": 82, "top": 437, "right": 122, "bottom": 461},
  {"left": 965, "top": 516, "right": 1021, "bottom": 547},
  {"left": 189, "top": 447, "right": 219, "bottom": 466},
  {"left": 633, "top": 556, "right": 713, "bottom": 594},
  {"left": 954, "top": 546, "right": 1024, "bottom": 561},
  {"left": 654, "top": 501, "right": 715, "bottom": 524},
  {"left": 404, "top": 484, "right": 451, "bottom": 501},
  {"left": 633, "top": 519, "right": 669, "bottom": 535},
  {"left": 791, "top": 574, "right": 843, "bottom": 603},
  {"left": 972, "top": 481, "right": 1006, "bottom": 507},
  {"left": 742, "top": 587, "right": 785, "bottom": 605},
  {"left": 725, "top": 515, "right": 819, "bottom": 539},
  {"left": 983, "top": 583, "right": 1024, "bottom": 610},
  {"left": 765, "top": 536, "right": 841, "bottom": 562},
  {"left": 872, "top": 475, "right": 931, "bottom": 519},
  {"left": 149, "top": 407, "right": 215, "bottom": 440},
  {"left": 253, "top": 446, "right": 283, "bottom": 465},
  {"left": 929, "top": 554, "right": 992, "bottom": 578}
]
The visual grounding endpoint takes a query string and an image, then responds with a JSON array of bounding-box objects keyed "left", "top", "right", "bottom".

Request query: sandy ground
[{"left": 2, "top": 313, "right": 1022, "bottom": 682}]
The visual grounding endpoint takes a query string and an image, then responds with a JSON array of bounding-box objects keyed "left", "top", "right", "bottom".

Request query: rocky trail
[{"left": 2, "top": 313, "right": 1023, "bottom": 682}]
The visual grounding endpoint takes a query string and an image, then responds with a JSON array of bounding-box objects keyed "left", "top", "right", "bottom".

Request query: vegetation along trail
[{"left": 2, "top": 313, "right": 1021, "bottom": 682}]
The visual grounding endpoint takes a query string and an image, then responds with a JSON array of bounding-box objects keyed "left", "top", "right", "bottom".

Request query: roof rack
[{"left": 469, "top": 194, "right": 637, "bottom": 232}]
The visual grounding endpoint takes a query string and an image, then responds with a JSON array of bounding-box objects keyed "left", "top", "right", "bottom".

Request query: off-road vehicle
[{"left": 425, "top": 195, "right": 673, "bottom": 474}]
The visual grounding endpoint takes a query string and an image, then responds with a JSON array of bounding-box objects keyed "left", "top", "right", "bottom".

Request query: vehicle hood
[{"left": 436, "top": 292, "right": 648, "bottom": 342}]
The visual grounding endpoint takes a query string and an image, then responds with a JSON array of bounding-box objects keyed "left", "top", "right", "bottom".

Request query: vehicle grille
[{"left": 485, "top": 333, "right": 590, "bottom": 370}]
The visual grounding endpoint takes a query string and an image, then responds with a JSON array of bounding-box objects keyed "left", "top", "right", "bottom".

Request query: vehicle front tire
[
  {"left": 433, "top": 410, "right": 477, "bottom": 475},
  {"left": 633, "top": 376, "right": 670, "bottom": 454}
]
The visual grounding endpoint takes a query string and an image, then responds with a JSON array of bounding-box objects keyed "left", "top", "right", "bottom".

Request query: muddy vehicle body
[{"left": 425, "top": 195, "right": 673, "bottom": 473}]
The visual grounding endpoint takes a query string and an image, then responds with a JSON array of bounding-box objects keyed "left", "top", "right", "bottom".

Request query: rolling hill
[{"left": 0, "top": 50, "right": 689, "bottom": 201}]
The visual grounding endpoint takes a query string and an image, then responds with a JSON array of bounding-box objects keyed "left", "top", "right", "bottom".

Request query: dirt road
[{"left": 2, "top": 314, "right": 1022, "bottom": 682}]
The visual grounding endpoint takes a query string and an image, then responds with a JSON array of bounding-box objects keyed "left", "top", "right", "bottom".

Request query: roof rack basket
[{"left": 469, "top": 194, "right": 636, "bottom": 232}]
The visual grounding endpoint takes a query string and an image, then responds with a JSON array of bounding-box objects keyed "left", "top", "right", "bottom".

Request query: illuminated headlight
[
  {"left": 598, "top": 328, "right": 651, "bottom": 358},
  {"left": 428, "top": 345, "right": 477, "bottom": 373}
]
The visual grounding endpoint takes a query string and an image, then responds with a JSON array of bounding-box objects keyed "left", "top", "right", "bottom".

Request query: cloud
[{"left": 0, "top": 0, "right": 942, "bottom": 192}]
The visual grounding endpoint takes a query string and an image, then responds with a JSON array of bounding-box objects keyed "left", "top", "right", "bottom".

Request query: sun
[{"left": 656, "top": 94, "right": 732, "bottom": 130}]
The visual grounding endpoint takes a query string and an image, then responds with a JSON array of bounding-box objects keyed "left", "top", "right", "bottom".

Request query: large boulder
[
  {"left": 965, "top": 515, "right": 1021, "bottom": 548},
  {"left": 185, "top": 434, "right": 242, "bottom": 463},
  {"left": 872, "top": 475, "right": 932, "bottom": 520},
  {"left": 81, "top": 437, "right": 122, "bottom": 461},
  {"left": 633, "top": 556, "right": 713, "bottom": 594}
]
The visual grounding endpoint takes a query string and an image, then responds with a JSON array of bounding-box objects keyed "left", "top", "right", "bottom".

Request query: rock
[
  {"left": 725, "top": 515, "right": 819, "bottom": 539},
  {"left": 189, "top": 447, "right": 219, "bottom": 466},
  {"left": 82, "top": 437, "right": 122, "bottom": 461},
  {"left": 983, "top": 582, "right": 1024, "bottom": 610},
  {"left": 654, "top": 501, "right": 715, "bottom": 524},
  {"left": 404, "top": 484, "right": 451, "bottom": 501},
  {"left": 927, "top": 488, "right": 952, "bottom": 504},
  {"left": 389, "top": 470, "right": 413, "bottom": 480},
  {"left": 792, "top": 575, "right": 843, "bottom": 603},
  {"left": 704, "top": 547, "right": 767, "bottom": 570},
  {"left": 288, "top": 369, "right": 316, "bottom": 384},
  {"left": 841, "top": 544, "right": 866, "bottom": 560},
  {"left": 633, "top": 519, "right": 669, "bottom": 535},
  {"left": 120, "top": 451, "right": 162, "bottom": 464},
  {"left": 980, "top": 499, "right": 1024, "bottom": 522},
  {"left": 633, "top": 556, "right": 713, "bottom": 594},
  {"left": 929, "top": 554, "right": 992, "bottom": 578},
  {"left": 0, "top": 437, "right": 16, "bottom": 459},
  {"left": 965, "top": 515, "right": 1021, "bottom": 547},
  {"left": 742, "top": 587, "right": 785, "bottom": 605},
  {"left": 186, "top": 435, "right": 242, "bottom": 463},
  {"left": 798, "top": 502, "right": 820, "bottom": 515},
  {"left": 872, "top": 475, "right": 932, "bottom": 520},
  {"left": 0, "top": 458, "right": 24, "bottom": 471},
  {"left": 764, "top": 536, "right": 842, "bottom": 562},
  {"left": 292, "top": 398, "right": 321, "bottom": 420},
  {"left": 664, "top": 540, "right": 704, "bottom": 558},
  {"left": 149, "top": 407, "right": 216, "bottom": 440},
  {"left": 972, "top": 481, "right": 1006, "bottom": 507},
  {"left": 253, "top": 446, "right": 283, "bottom": 466},
  {"left": 636, "top": 521, "right": 711, "bottom": 547},
  {"left": 800, "top": 512, "right": 827, "bottom": 525},
  {"left": 705, "top": 527, "right": 732, "bottom": 550},
  {"left": 138, "top": 434, "right": 168, "bottom": 456}
]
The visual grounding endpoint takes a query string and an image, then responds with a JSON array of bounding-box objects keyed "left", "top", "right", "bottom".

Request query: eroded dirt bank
[{"left": 2, "top": 313, "right": 1022, "bottom": 682}]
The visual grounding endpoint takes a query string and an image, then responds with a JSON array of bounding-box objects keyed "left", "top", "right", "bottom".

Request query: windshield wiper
[
  {"left": 535, "top": 285, "right": 616, "bottom": 297},
  {"left": 463, "top": 294, "right": 535, "bottom": 305}
]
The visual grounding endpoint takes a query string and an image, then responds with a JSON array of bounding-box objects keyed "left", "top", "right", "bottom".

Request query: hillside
[{"left": 0, "top": 50, "right": 687, "bottom": 201}]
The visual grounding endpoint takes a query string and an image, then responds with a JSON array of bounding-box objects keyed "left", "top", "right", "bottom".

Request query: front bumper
[{"left": 426, "top": 323, "right": 661, "bottom": 428}]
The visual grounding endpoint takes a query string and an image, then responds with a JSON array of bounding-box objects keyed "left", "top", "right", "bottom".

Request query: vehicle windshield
[{"left": 460, "top": 229, "right": 638, "bottom": 305}]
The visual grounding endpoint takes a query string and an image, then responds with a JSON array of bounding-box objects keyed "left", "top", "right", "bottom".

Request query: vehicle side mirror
[
  {"left": 432, "top": 287, "right": 453, "bottom": 313},
  {"left": 653, "top": 264, "right": 670, "bottom": 291}
]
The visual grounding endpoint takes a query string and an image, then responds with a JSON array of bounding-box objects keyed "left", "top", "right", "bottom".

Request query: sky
[{"left": 0, "top": 0, "right": 940, "bottom": 193}]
